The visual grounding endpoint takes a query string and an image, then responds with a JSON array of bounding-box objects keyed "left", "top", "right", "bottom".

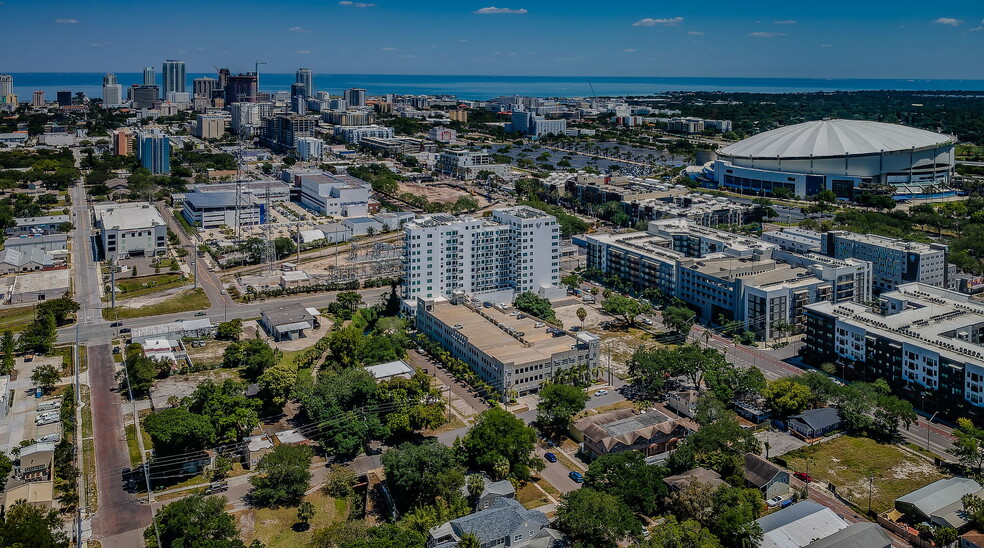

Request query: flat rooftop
[
  {"left": 426, "top": 299, "right": 590, "bottom": 366},
  {"left": 587, "top": 232, "right": 683, "bottom": 262},
  {"left": 95, "top": 203, "right": 166, "bottom": 230},
  {"left": 807, "top": 282, "right": 984, "bottom": 363},
  {"left": 7, "top": 268, "right": 71, "bottom": 293},
  {"left": 261, "top": 302, "right": 313, "bottom": 327},
  {"left": 829, "top": 231, "right": 939, "bottom": 253}
]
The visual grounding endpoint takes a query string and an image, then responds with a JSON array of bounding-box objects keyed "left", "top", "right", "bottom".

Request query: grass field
[
  {"left": 516, "top": 481, "right": 551, "bottom": 509},
  {"left": 782, "top": 436, "right": 946, "bottom": 513},
  {"left": 112, "top": 273, "right": 187, "bottom": 301},
  {"left": 238, "top": 491, "right": 348, "bottom": 547},
  {"left": 102, "top": 288, "right": 210, "bottom": 320},
  {"left": 124, "top": 423, "right": 143, "bottom": 467},
  {"left": 0, "top": 306, "right": 37, "bottom": 333}
]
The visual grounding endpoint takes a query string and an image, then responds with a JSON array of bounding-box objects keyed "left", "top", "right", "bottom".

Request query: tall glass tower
[
  {"left": 162, "top": 60, "right": 186, "bottom": 99},
  {"left": 295, "top": 68, "right": 314, "bottom": 98},
  {"left": 143, "top": 66, "right": 155, "bottom": 86}
]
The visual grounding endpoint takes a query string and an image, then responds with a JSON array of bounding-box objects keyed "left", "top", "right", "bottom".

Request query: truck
[{"left": 38, "top": 400, "right": 63, "bottom": 412}]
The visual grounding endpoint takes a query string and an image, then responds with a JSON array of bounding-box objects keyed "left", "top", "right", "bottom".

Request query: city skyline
[{"left": 0, "top": 0, "right": 981, "bottom": 79}]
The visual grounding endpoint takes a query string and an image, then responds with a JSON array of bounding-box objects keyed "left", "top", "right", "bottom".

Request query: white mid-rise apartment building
[
  {"left": 402, "top": 206, "right": 561, "bottom": 308},
  {"left": 820, "top": 230, "right": 948, "bottom": 292},
  {"left": 94, "top": 202, "right": 168, "bottom": 260}
]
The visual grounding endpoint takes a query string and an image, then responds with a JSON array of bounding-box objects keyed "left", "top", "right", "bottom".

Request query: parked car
[
  {"left": 204, "top": 482, "right": 228, "bottom": 494},
  {"left": 36, "top": 416, "right": 59, "bottom": 426},
  {"left": 544, "top": 452, "right": 557, "bottom": 463},
  {"left": 483, "top": 302, "right": 492, "bottom": 308},
  {"left": 110, "top": 321, "right": 123, "bottom": 327},
  {"left": 534, "top": 322, "right": 545, "bottom": 328},
  {"left": 39, "top": 434, "right": 60, "bottom": 444},
  {"left": 194, "top": 311, "right": 207, "bottom": 317},
  {"left": 594, "top": 389, "right": 608, "bottom": 397},
  {"left": 794, "top": 472, "right": 813, "bottom": 483},
  {"left": 112, "top": 346, "right": 121, "bottom": 355},
  {"left": 517, "top": 313, "right": 527, "bottom": 320},
  {"left": 766, "top": 496, "right": 783, "bottom": 508},
  {"left": 642, "top": 318, "right": 654, "bottom": 326},
  {"left": 38, "top": 400, "right": 62, "bottom": 411},
  {"left": 568, "top": 471, "right": 584, "bottom": 483},
  {"left": 119, "top": 328, "right": 131, "bottom": 334}
]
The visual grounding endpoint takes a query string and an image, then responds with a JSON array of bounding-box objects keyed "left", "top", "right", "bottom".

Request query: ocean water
[{"left": 9, "top": 73, "right": 984, "bottom": 101}]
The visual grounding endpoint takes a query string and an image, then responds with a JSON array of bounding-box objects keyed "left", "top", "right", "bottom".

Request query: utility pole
[
  {"left": 109, "top": 258, "right": 116, "bottom": 309},
  {"left": 192, "top": 246, "right": 198, "bottom": 289}
]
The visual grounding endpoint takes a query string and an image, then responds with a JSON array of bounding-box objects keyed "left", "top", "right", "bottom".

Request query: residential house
[
  {"left": 744, "top": 453, "right": 790, "bottom": 499},
  {"left": 573, "top": 406, "right": 695, "bottom": 461},
  {"left": 460, "top": 474, "right": 517, "bottom": 512},
  {"left": 805, "top": 522, "right": 893, "bottom": 548},
  {"left": 666, "top": 390, "right": 699, "bottom": 419},
  {"left": 243, "top": 435, "right": 274, "bottom": 469},
  {"left": 16, "top": 442, "right": 55, "bottom": 482},
  {"left": 758, "top": 500, "right": 848, "bottom": 548},
  {"left": 663, "top": 467, "right": 726, "bottom": 492},
  {"left": 961, "top": 530, "right": 984, "bottom": 548},
  {"left": 788, "top": 408, "right": 841, "bottom": 439},
  {"left": 427, "top": 497, "right": 563, "bottom": 548}
]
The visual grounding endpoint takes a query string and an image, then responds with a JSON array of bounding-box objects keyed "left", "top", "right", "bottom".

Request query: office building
[
  {"left": 143, "top": 66, "right": 155, "bottom": 85},
  {"left": 193, "top": 77, "right": 217, "bottom": 99},
  {"left": 333, "top": 124, "right": 394, "bottom": 144},
  {"left": 402, "top": 206, "right": 562, "bottom": 306},
  {"left": 295, "top": 68, "right": 314, "bottom": 98},
  {"left": 509, "top": 111, "right": 567, "bottom": 137},
  {"left": 182, "top": 192, "right": 264, "bottom": 229},
  {"left": 322, "top": 109, "right": 376, "bottom": 126},
  {"left": 761, "top": 228, "right": 823, "bottom": 254},
  {"left": 262, "top": 114, "right": 318, "bottom": 151},
  {"left": 195, "top": 114, "right": 228, "bottom": 140},
  {"left": 804, "top": 283, "right": 984, "bottom": 417},
  {"left": 0, "top": 75, "right": 12, "bottom": 96},
  {"left": 435, "top": 149, "right": 511, "bottom": 179},
  {"left": 705, "top": 119, "right": 955, "bottom": 198},
  {"left": 820, "top": 230, "right": 948, "bottom": 292},
  {"left": 102, "top": 73, "right": 122, "bottom": 107},
  {"left": 225, "top": 73, "right": 258, "bottom": 103},
  {"left": 428, "top": 126, "right": 457, "bottom": 143},
  {"left": 94, "top": 202, "right": 168, "bottom": 260},
  {"left": 449, "top": 109, "right": 468, "bottom": 123},
  {"left": 295, "top": 137, "right": 323, "bottom": 161},
  {"left": 668, "top": 117, "right": 705, "bottom": 134},
  {"left": 344, "top": 88, "right": 366, "bottom": 107},
  {"left": 32, "top": 91, "right": 45, "bottom": 107},
  {"left": 359, "top": 137, "right": 429, "bottom": 157},
  {"left": 415, "top": 296, "right": 599, "bottom": 398},
  {"left": 162, "top": 59, "right": 186, "bottom": 99},
  {"left": 296, "top": 172, "right": 372, "bottom": 216},
  {"left": 131, "top": 84, "right": 159, "bottom": 109},
  {"left": 137, "top": 129, "right": 170, "bottom": 175},
  {"left": 165, "top": 91, "right": 191, "bottom": 104}
]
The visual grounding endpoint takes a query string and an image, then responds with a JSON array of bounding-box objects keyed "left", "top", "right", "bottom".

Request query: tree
[
  {"left": 954, "top": 418, "right": 984, "bottom": 475},
  {"left": 324, "top": 464, "right": 359, "bottom": 498},
  {"left": 1, "top": 330, "right": 15, "bottom": 375},
  {"left": 514, "top": 291, "right": 556, "bottom": 321},
  {"left": 223, "top": 338, "right": 280, "bottom": 380},
  {"left": 584, "top": 451, "right": 668, "bottom": 515},
  {"left": 249, "top": 444, "right": 313, "bottom": 507},
  {"left": 31, "top": 364, "right": 61, "bottom": 393},
  {"left": 704, "top": 361, "right": 766, "bottom": 404},
  {"left": 297, "top": 501, "right": 315, "bottom": 530},
  {"left": 642, "top": 515, "right": 722, "bottom": 548},
  {"left": 459, "top": 407, "right": 540, "bottom": 481},
  {"left": 274, "top": 236, "right": 297, "bottom": 259},
  {"left": 667, "top": 477, "right": 716, "bottom": 526},
  {"left": 37, "top": 297, "right": 80, "bottom": 326},
  {"left": 457, "top": 533, "right": 481, "bottom": 548},
  {"left": 143, "top": 407, "right": 217, "bottom": 456},
  {"left": 381, "top": 440, "right": 465, "bottom": 511},
  {"left": 709, "top": 486, "right": 764, "bottom": 548},
  {"left": 215, "top": 319, "right": 243, "bottom": 341},
  {"left": 0, "top": 500, "right": 70, "bottom": 548},
  {"left": 663, "top": 305, "right": 695, "bottom": 334},
  {"left": 466, "top": 473, "right": 485, "bottom": 502},
  {"left": 17, "top": 312, "right": 57, "bottom": 354},
  {"left": 555, "top": 488, "right": 642, "bottom": 548},
  {"left": 327, "top": 326, "right": 366, "bottom": 368},
  {"left": 871, "top": 395, "right": 916, "bottom": 441},
  {"left": 0, "top": 451, "right": 12, "bottom": 484},
  {"left": 210, "top": 456, "right": 233, "bottom": 482},
  {"left": 561, "top": 273, "right": 583, "bottom": 292},
  {"left": 669, "top": 399, "right": 760, "bottom": 479},
  {"left": 536, "top": 383, "right": 590, "bottom": 434},
  {"left": 336, "top": 290, "right": 364, "bottom": 313},
  {"left": 145, "top": 495, "right": 250, "bottom": 548},
  {"left": 762, "top": 378, "right": 813, "bottom": 417},
  {"left": 602, "top": 294, "right": 652, "bottom": 326},
  {"left": 123, "top": 349, "right": 158, "bottom": 397},
  {"left": 187, "top": 379, "right": 260, "bottom": 442},
  {"left": 575, "top": 307, "right": 588, "bottom": 328},
  {"left": 258, "top": 362, "right": 298, "bottom": 409}
]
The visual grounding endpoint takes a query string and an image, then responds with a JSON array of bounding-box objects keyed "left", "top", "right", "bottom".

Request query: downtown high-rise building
[
  {"left": 102, "top": 73, "right": 123, "bottom": 107},
  {"left": 143, "top": 66, "right": 155, "bottom": 85},
  {"left": 57, "top": 91, "right": 72, "bottom": 106},
  {"left": 295, "top": 68, "right": 314, "bottom": 98},
  {"left": 225, "top": 73, "right": 257, "bottom": 103},
  {"left": 193, "top": 77, "right": 217, "bottom": 98},
  {"left": 162, "top": 60, "right": 186, "bottom": 99},
  {"left": 344, "top": 88, "right": 366, "bottom": 107},
  {"left": 32, "top": 90, "right": 45, "bottom": 107},
  {"left": 0, "top": 75, "right": 12, "bottom": 96},
  {"left": 137, "top": 129, "right": 171, "bottom": 175}
]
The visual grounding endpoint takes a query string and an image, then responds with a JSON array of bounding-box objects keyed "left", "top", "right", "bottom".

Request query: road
[
  {"left": 88, "top": 343, "right": 151, "bottom": 548},
  {"left": 154, "top": 202, "right": 230, "bottom": 312}
]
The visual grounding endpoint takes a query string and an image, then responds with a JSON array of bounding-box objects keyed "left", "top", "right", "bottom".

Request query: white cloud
[
  {"left": 633, "top": 17, "right": 683, "bottom": 27},
  {"left": 89, "top": 43, "right": 101, "bottom": 47},
  {"left": 749, "top": 32, "right": 787, "bottom": 37},
  {"left": 624, "top": 48, "right": 637, "bottom": 52},
  {"left": 820, "top": 43, "right": 833, "bottom": 47},
  {"left": 473, "top": 6, "right": 528, "bottom": 14},
  {"left": 287, "top": 26, "right": 311, "bottom": 33},
  {"left": 972, "top": 22, "right": 984, "bottom": 32},
  {"left": 339, "top": 1, "right": 376, "bottom": 7},
  {"left": 688, "top": 30, "right": 704, "bottom": 35},
  {"left": 773, "top": 20, "right": 797, "bottom": 24},
  {"left": 458, "top": 39, "right": 468, "bottom": 42},
  {"left": 55, "top": 18, "right": 78, "bottom": 24},
  {"left": 381, "top": 47, "right": 397, "bottom": 51},
  {"left": 933, "top": 17, "right": 963, "bottom": 26},
  {"left": 297, "top": 50, "right": 311, "bottom": 54}
]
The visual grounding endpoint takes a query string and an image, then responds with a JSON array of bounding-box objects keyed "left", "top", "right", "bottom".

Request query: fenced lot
[{"left": 782, "top": 436, "right": 946, "bottom": 513}]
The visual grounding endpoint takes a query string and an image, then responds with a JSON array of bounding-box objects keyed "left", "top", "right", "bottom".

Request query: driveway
[{"left": 534, "top": 447, "right": 583, "bottom": 495}]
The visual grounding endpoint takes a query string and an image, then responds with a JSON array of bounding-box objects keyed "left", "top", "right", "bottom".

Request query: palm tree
[
  {"left": 492, "top": 457, "right": 510, "bottom": 480},
  {"left": 576, "top": 307, "right": 587, "bottom": 328}
]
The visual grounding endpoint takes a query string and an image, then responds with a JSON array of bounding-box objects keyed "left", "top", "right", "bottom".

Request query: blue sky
[{"left": 3, "top": 0, "right": 983, "bottom": 78}]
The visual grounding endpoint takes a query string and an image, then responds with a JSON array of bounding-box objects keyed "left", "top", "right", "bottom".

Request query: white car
[
  {"left": 766, "top": 496, "right": 784, "bottom": 508},
  {"left": 36, "top": 416, "right": 59, "bottom": 426},
  {"left": 39, "top": 433, "right": 61, "bottom": 443},
  {"left": 593, "top": 389, "right": 608, "bottom": 397}
]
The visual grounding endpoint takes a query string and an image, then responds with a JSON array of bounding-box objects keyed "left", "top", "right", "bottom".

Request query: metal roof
[
  {"left": 185, "top": 191, "right": 254, "bottom": 208},
  {"left": 804, "top": 522, "right": 892, "bottom": 548},
  {"left": 896, "top": 477, "right": 983, "bottom": 519},
  {"left": 758, "top": 501, "right": 848, "bottom": 548},
  {"left": 789, "top": 407, "right": 841, "bottom": 432},
  {"left": 719, "top": 119, "right": 954, "bottom": 160}
]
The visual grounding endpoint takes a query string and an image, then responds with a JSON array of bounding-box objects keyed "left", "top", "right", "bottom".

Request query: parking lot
[{"left": 0, "top": 355, "right": 65, "bottom": 456}]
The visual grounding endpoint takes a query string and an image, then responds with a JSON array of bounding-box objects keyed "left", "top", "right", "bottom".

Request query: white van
[{"left": 38, "top": 400, "right": 63, "bottom": 412}]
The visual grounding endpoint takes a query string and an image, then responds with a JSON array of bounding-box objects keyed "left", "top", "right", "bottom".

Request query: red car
[{"left": 794, "top": 472, "right": 812, "bottom": 483}]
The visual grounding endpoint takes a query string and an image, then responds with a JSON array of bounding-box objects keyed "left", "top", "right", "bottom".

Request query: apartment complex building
[
  {"left": 804, "top": 283, "right": 984, "bottom": 416},
  {"left": 94, "top": 202, "right": 168, "bottom": 260},
  {"left": 435, "top": 149, "right": 511, "bottom": 179},
  {"left": 401, "top": 206, "right": 561, "bottom": 308},
  {"left": 820, "top": 230, "right": 948, "bottom": 292}
]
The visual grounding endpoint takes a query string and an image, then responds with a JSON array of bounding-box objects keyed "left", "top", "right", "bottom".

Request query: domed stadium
[{"left": 702, "top": 119, "right": 955, "bottom": 198}]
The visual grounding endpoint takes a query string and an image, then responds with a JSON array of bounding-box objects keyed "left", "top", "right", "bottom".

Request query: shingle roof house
[
  {"left": 788, "top": 408, "right": 842, "bottom": 439},
  {"left": 744, "top": 453, "right": 790, "bottom": 499},
  {"left": 427, "top": 498, "right": 562, "bottom": 548}
]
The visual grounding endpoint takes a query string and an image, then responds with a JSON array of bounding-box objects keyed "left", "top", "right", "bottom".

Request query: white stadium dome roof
[{"left": 718, "top": 119, "right": 954, "bottom": 159}]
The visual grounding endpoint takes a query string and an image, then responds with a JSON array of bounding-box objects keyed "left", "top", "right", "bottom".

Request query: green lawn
[
  {"left": 782, "top": 436, "right": 946, "bottom": 513},
  {"left": 0, "top": 306, "right": 37, "bottom": 333},
  {"left": 124, "top": 423, "right": 143, "bottom": 467},
  {"left": 239, "top": 491, "right": 348, "bottom": 547},
  {"left": 102, "top": 288, "right": 210, "bottom": 320}
]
